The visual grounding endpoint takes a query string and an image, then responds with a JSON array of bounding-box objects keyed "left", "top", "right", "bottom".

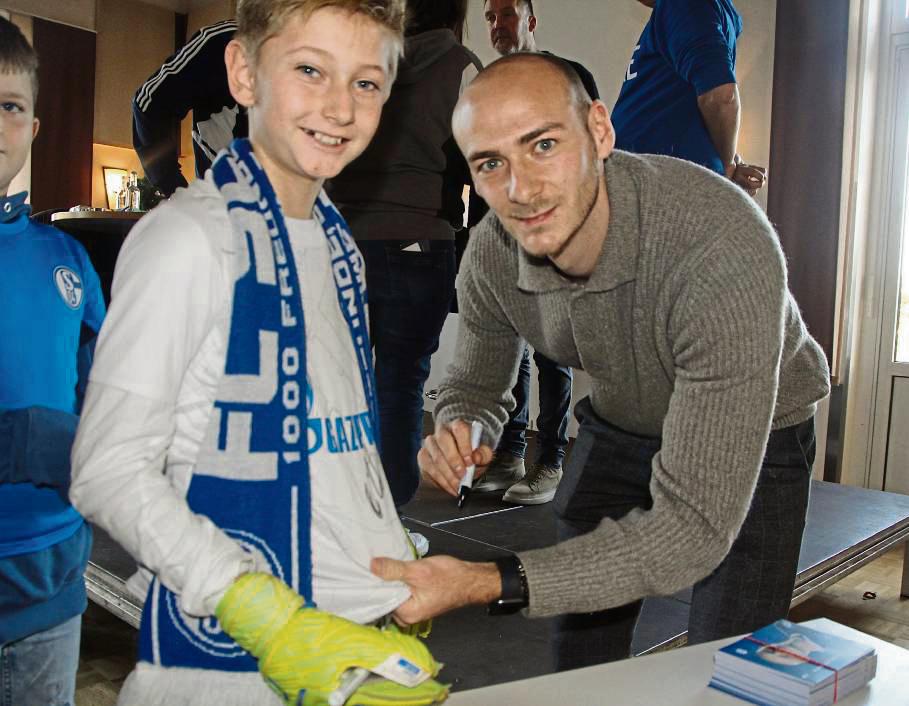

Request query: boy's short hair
[
  {"left": 236, "top": 0, "right": 406, "bottom": 74},
  {"left": 0, "top": 16, "right": 39, "bottom": 101}
]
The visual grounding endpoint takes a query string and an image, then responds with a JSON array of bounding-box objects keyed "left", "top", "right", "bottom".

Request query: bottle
[
  {"left": 115, "top": 175, "right": 129, "bottom": 211},
  {"left": 127, "top": 171, "right": 141, "bottom": 212}
]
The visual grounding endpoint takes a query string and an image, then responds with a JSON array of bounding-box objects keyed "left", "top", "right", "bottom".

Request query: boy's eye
[
  {"left": 297, "top": 64, "right": 321, "bottom": 77},
  {"left": 355, "top": 79, "right": 380, "bottom": 92},
  {"left": 535, "top": 139, "right": 556, "bottom": 153},
  {"left": 0, "top": 102, "right": 24, "bottom": 113}
]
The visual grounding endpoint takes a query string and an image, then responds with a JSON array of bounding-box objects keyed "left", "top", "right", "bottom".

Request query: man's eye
[
  {"left": 535, "top": 139, "right": 556, "bottom": 153},
  {"left": 356, "top": 80, "right": 380, "bottom": 92},
  {"left": 297, "top": 65, "right": 320, "bottom": 77},
  {"left": 478, "top": 159, "right": 501, "bottom": 173}
]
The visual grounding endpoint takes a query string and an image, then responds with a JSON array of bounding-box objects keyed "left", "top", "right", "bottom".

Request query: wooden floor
[
  {"left": 788, "top": 545, "right": 909, "bottom": 650},
  {"left": 73, "top": 546, "right": 909, "bottom": 705}
]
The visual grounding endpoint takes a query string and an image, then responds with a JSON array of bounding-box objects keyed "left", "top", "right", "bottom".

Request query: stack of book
[{"left": 709, "top": 619, "right": 877, "bottom": 706}]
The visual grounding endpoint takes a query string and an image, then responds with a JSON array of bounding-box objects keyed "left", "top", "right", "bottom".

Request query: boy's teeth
[{"left": 310, "top": 130, "right": 342, "bottom": 146}]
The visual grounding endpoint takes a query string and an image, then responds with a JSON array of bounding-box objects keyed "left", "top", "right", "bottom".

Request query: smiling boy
[{"left": 70, "top": 2, "right": 446, "bottom": 705}]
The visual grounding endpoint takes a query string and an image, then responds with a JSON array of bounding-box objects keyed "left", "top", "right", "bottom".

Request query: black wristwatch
[{"left": 487, "top": 554, "right": 529, "bottom": 615}]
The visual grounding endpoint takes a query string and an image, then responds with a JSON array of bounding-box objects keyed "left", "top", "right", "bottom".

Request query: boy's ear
[
  {"left": 32, "top": 117, "right": 39, "bottom": 141},
  {"left": 225, "top": 39, "right": 256, "bottom": 108}
]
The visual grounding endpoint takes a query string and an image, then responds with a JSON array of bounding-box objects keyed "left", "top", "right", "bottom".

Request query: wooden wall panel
[
  {"left": 767, "top": 1, "right": 851, "bottom": 364},
  {"left": 94, "top": 0, "right": 175, "bottom": 147},
  {"left": 30, "top": 18, "right": 96, "bottom": 212}
]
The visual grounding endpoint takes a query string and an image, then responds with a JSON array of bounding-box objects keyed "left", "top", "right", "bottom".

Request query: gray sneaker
[
  {"left": 473, "top": 453, "right": 525, "bottom": 492},
  {"left": 502, "top": 463, "right": 563, "bottom": 505}
]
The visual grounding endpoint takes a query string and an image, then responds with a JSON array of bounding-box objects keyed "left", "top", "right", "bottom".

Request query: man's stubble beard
[{"left": 548, "top": 150, "right": 604, "bottom": 265}]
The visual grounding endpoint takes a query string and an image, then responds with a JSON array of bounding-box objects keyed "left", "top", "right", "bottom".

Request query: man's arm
[
  {"left": 661, "top": 0, "right": 741, "bottom": 176},
  {"left": 378, "top": 208, "right": 790, "bottom": 622},
  {"left": 425, "top": 222, "right": 527, "bottom": 492},
  {"left": 70, "top": 201, "right": 256, "bottom": 618},
  {"left": 133, "top": 21, "right": 236, "bottom": 195},
  {"left": 696, "top": 81, "right": 739, "bottom": 177}
]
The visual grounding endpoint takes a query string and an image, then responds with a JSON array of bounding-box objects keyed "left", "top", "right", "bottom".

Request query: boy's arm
[
  {"left": 75, "top": 250, "right": 106, "bottom": 413},
  {"left": 70, "top": 203, "right": 256, "bottom": 617},
  {"left": 0, "top": 407, "right": 77, "bottom": 488}
]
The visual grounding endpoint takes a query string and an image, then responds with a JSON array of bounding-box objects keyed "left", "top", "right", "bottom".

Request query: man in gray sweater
[{"left": 371, "top": 53, "right": 830, "bottom": 668}]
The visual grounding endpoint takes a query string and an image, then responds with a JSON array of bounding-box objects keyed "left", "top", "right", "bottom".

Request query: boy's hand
[
  {"left": 216, "top": 573, "right": 449, "bottom": 705},
  {"left": 418, "top": 420, "right": 494, "bottom": 496}
]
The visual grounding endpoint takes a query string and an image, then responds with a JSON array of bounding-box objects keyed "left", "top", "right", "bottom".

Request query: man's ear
[
  {"left": 225, "top": 39, "right": 256, "bottom": 108},
  {"left": 587, "top": 100, "right": 615, "bottom": 160},
  {"left": 528, "top": 14, "right": 537, "bottom": 33}
]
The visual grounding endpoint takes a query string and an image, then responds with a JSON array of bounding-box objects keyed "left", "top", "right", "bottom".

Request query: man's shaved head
[{"left": 467, "top": 52, "right": 592, "bottom": 124}]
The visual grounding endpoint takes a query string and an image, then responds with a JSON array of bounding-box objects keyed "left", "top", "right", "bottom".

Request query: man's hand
[
  {"left": 371, "top": 555, "right": 501, "bottom": 625},
  {"left": 417, "top": 420, "right": 494, "bottom": 497},
  {"left": 731, "top": 154, "right": 766, "bottom": 197}
]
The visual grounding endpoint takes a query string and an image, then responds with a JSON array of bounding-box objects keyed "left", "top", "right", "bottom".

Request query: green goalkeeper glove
[{"left": 215, "top": 573, "right": 448, "bottom": 706}]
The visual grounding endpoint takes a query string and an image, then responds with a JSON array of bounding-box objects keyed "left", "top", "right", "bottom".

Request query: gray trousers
[{"left": 552, "top": 397, "right": 815, "bottom": 670}]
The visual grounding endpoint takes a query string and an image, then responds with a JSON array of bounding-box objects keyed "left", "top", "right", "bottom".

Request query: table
[
  {"left": 50, "top": 210, "right": 143, "bottom": 235},
  {"left": 446, "top": 619, "right": 909, "bottom": 705}
]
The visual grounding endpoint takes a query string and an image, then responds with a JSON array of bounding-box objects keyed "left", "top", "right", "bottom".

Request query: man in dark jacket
[
  {"left": 329, "top": 0, "right": 484, "bottom": 507},
  {"left": 132, "top": 20, "right": 242, "bottom": 196}
]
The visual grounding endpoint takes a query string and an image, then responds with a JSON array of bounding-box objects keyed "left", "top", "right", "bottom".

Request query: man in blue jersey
[
  {"left": 612, "top": 0, "right": 765, "bottom": 195},
  {"left": 0, "top": 16, "right": 106, "bottom": 706}
]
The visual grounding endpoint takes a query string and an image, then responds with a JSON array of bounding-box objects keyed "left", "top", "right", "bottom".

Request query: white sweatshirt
[{"left": 71, "top": 176, "right": 412, "bottom": 705}]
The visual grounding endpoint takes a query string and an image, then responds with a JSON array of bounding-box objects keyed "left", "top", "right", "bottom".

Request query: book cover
[{"left": 716, "top": 620, "right": 876, "bottom": 688}]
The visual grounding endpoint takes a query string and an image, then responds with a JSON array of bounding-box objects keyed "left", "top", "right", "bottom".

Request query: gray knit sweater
[{"left": 434, "top": 150, "right": 830, "bottom": 618}]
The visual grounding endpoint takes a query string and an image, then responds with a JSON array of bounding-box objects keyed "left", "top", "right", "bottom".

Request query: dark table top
[{"left": 51, "top": 210, "right": 143, "bottom": 236}]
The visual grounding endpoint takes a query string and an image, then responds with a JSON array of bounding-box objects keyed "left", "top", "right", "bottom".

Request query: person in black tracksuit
[{"left": 132, "top": 20, "right": 243, "bottom": 196}]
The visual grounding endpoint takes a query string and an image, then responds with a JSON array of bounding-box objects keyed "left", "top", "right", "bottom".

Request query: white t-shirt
[{"left": 71, "top": 176, "right": 411, "bottom": 628}]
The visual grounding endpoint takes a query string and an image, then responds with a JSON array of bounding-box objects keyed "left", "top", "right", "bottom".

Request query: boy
[
  {"left": 71, "top": 2, "right": 446, "bottom": 705},
  {"left": 0, "top": 16, "right": 105, "bottom": 706}
]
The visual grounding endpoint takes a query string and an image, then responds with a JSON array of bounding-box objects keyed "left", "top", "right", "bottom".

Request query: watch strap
[{"left": 487, "top": 554, "right": 529, "bottom": 615}]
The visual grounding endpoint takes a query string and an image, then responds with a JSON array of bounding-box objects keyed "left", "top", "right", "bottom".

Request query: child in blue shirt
[{"left": 0, "top": 15, "right": 105, "bottom": 706}]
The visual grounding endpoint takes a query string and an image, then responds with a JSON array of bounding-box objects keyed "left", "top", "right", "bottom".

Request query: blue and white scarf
[{"left": 138, "top": 139, "right": 380, "bottom": 671}]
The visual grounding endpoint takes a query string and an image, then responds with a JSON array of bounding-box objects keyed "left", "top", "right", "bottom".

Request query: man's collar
[{"left": 515, "top": 153, "right": 640, "bottom": 293}]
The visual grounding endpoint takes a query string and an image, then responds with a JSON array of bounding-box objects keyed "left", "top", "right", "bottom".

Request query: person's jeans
[
  {"left": 359, "top": 240, "right": 456, "bottom": 508},
  {"left": 496, "top": 346, "right": 572, "bottom": 467},
  {"left": 0, "top": 615, "right": 81, "bottom": 706},
  {"left": 552, "top": 397, "right": 815, "bottom": 670}
]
